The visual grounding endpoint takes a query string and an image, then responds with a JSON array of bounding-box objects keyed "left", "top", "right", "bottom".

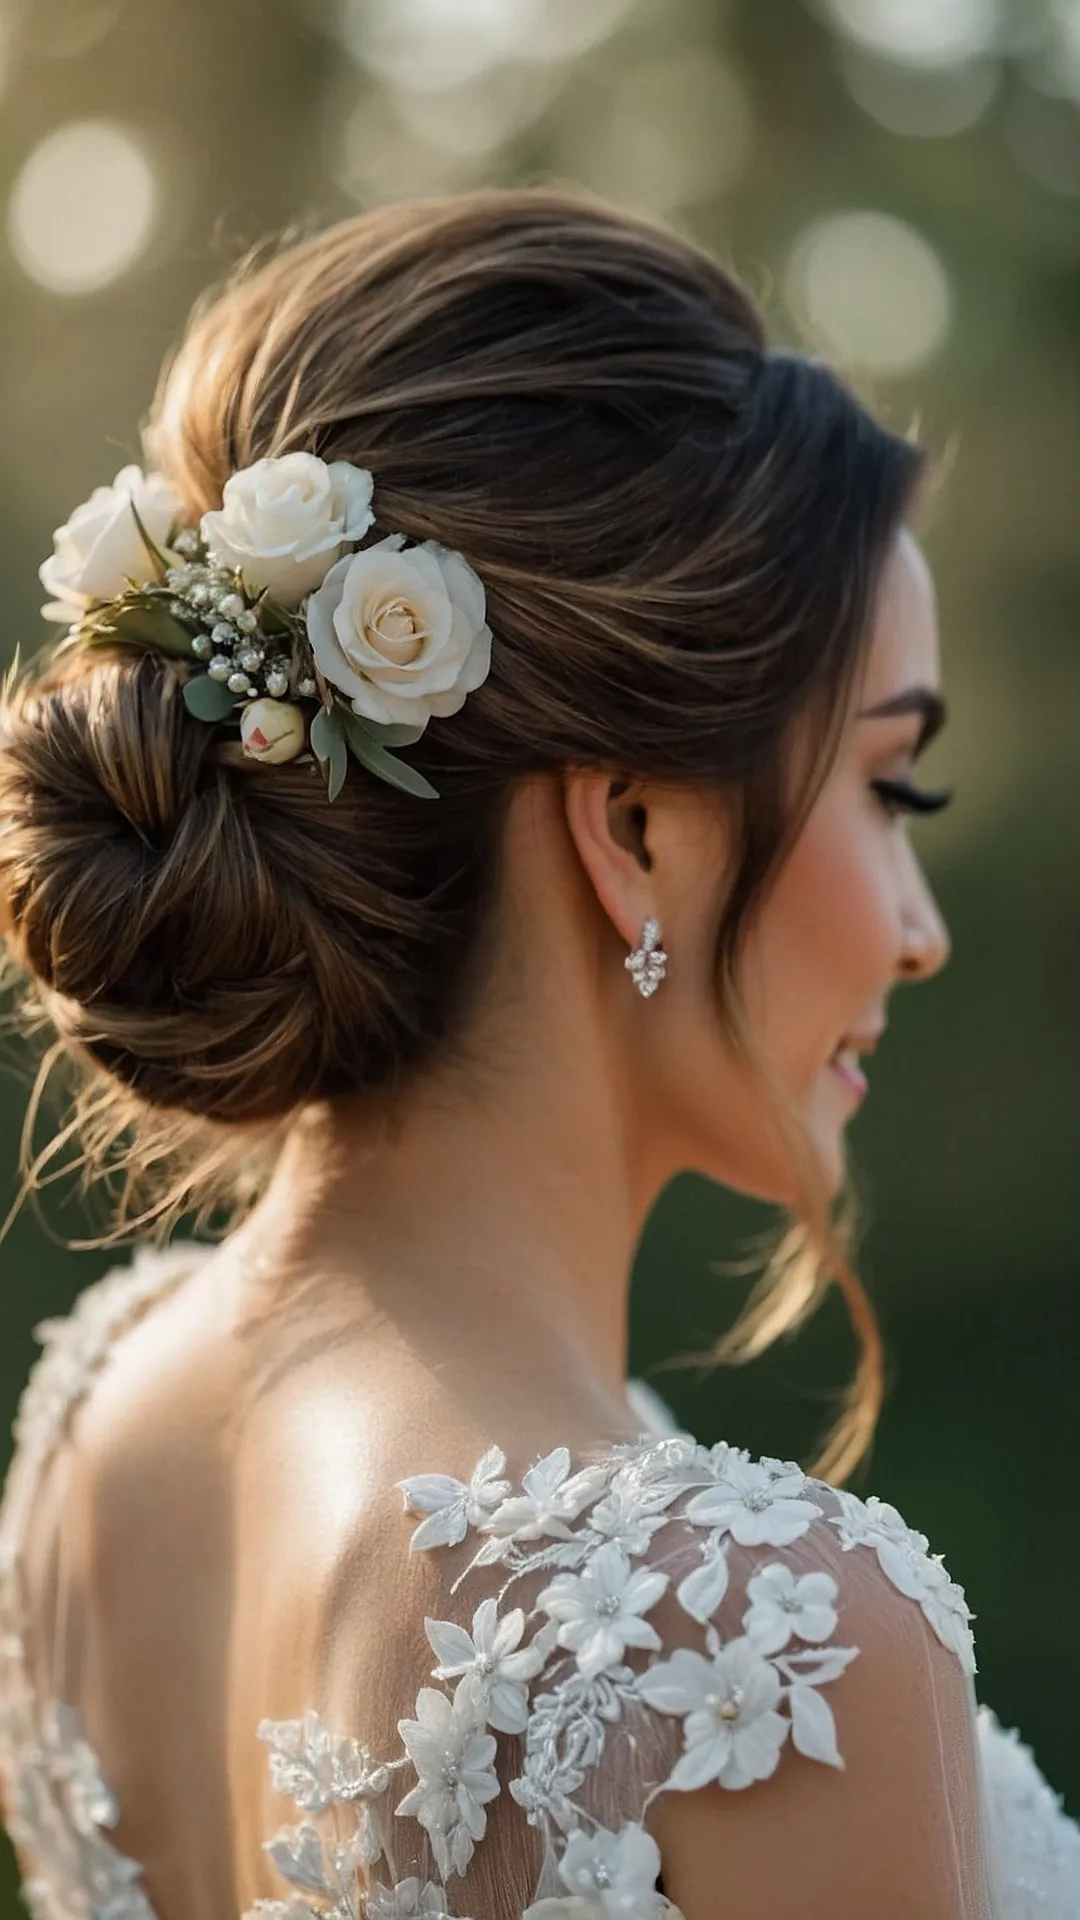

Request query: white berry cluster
[{"left": 162, "top": 529, "right": 316, "bottom": 704}]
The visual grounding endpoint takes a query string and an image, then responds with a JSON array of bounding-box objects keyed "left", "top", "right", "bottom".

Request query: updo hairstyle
[{"left": 0, "top": 189, "right": 924, "bottom": 1474}]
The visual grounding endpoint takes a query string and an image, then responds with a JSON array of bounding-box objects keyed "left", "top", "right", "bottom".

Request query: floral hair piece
[{"left": 35, "top": 454, "right": 494, "bottom": 801}]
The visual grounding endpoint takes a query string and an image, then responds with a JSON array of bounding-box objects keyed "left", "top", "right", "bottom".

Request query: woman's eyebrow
[{"left": 858, "top": 686, "right": 947, "bottom": 752}]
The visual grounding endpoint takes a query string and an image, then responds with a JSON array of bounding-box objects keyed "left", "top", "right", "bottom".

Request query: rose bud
[{"left": 239, "top": 697, "right": 307, "bottom": 764}]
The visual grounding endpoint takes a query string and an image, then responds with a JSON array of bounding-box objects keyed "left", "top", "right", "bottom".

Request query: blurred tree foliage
[{"left": 0, "top": 0, "right": 1077, "bottom": 1909}]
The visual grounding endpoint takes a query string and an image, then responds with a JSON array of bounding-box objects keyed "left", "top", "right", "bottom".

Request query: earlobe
[{"left": 562, "top": 769, "right": 656, "bottom": 952}]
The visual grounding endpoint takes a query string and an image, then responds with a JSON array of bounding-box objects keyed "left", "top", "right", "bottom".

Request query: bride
[{"left": 0, "top": 188, "right": 1075, "bottom": 1920}]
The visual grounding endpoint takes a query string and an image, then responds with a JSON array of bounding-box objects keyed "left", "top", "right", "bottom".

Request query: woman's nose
[{"left": 898, "top": 884, "right": 951, "bottom": 983}]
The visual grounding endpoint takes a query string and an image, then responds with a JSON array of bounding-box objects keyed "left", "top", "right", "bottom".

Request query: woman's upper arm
[{"left": 651, "top": 1559, "right": 996, "bottom": 1920}]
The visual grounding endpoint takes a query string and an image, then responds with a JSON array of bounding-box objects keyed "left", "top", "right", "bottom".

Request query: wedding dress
[{"left": 0, "top": 1242, "right": 1077, "bottom": 1919}]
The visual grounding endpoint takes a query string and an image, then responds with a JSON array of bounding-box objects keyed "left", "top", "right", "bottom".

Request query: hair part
[{"left": 0, "top": 187, "right": 923, "bottom": 1477}]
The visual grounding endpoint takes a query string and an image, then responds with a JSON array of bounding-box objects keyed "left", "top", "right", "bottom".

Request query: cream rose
[
  {"left": 200, "top": 454, "right": 375, "bottom": 607},
  {"left": 39, "top": 464, "right": 184, "bottom": 623},
  {"left": 305, "top": 535, "right": 493, "bottom": 732}
]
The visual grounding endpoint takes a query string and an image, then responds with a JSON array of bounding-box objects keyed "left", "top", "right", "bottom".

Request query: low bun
[{"left": 0, "top": 645, "right": 501, "bottom": 1139}]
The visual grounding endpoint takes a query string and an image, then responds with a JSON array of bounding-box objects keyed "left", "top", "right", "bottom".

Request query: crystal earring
[{"left": 625, "top": 917, "right": 667, "bottom": 998}]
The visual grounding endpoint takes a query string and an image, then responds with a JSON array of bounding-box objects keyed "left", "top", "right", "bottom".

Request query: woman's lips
[{"left": 829, "top": 1046, "right": 869, "bottom": 1099}]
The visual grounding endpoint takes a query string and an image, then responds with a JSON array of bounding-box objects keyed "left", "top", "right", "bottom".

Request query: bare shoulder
[
  {"left": 650, "top": 1487, "right": 985, "bottom": 1918},
  {"left": 382, "top": 1432, "right": 987, "bottom": 1918}
]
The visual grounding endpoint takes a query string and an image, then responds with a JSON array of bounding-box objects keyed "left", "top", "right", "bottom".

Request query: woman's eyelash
[{"left": 871, "top": 778, "right": 954, "bottom": 818}]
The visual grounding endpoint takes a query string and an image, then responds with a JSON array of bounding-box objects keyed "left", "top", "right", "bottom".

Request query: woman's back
[
  {"left": 1, "top": 1235, "right": 648, "bottom": 1919},
  {"left": 5, "top": 1243, "right": 1080, "bottom": 1920}
]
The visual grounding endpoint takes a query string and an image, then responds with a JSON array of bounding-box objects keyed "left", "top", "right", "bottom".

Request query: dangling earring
[{"left": 625, "top": 918, "right": 667, "bottom": 998}]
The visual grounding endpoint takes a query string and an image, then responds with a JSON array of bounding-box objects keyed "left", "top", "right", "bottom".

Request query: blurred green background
[{"left": 0, "top": 0, "right": 1078, "bottom": 1905}]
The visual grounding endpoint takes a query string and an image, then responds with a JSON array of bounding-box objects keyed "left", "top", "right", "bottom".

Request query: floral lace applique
[
  {"left": 828, "top": 1488, "right": 977, "bottom": 1673},
  {"left": 976, "top": 1707, "right": 1080, "bottom": 1918},
  {"left": 0, "top": 1246, "right": 200, "bottom": 1920},
  {"left": 249, "top": 1433, "right": 983, "bottom": 1920},
  {"left": 2, "top": 1261, "right": 1077, "bottom": 1920}
]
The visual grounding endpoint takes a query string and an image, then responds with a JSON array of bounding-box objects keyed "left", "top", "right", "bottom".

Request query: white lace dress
[{"left": 0, "top": 1246, "right": 1077, "bottom": 1919}]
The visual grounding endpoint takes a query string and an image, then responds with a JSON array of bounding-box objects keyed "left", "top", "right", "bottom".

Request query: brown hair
[{"left": 0, "top": 189, "right": 923, "bottom": 1476}]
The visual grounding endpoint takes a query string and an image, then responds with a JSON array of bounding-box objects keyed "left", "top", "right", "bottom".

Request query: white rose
[
  {"left": 39, "top": 464, "right": 184, "bottom": 624},
  {"left": 200, "top": 453, "right": 375, "bottom": 607},
  {"left": 305, "top": 535, "right": 492, "bottom": 733}
]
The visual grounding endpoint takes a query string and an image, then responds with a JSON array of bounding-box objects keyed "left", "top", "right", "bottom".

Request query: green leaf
[
  {"left": 183, "top": 675, "right": 242, "bottom": 722},
  {"left": 344, "top": 726, "right": 440, "bottom": 801},
  {"left": 128, "top": 500, "right": 172, "bottom": 580},
  {"left": 255, "top": 591, "right": 300, "bottom": 639},
  {"left": 310, "top": 703, "right": 349, "bottom": 801},
  {"left": 310, "top": 704, "right": 343, "bottom": 764},
  {"left": 104, "top": 594, "right": 198, "bottom": 658},
  {"left": 342, "top": 711, "right": 427, "bottom": 750},
  {"left": 327, "top": 732, "right": 348, "bottom": 801}
]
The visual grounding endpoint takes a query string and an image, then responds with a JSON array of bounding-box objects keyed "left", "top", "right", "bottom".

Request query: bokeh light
[
  {"left": 29, "top": 0, "right": 123, "bottom": 60},
  {"left": 822, "top": 0, "right": 998, "bottom": 68},
  {"left": 7, "top": 118, "right": 155, "bottom": 295},
  {"left": 345, "top": 0, "right": 634, "bottom": 93},
  {"left": 390, "top": 61, "right": 554, "bottom": 159},
  {"left": 841, "top": 46, "right": 999, "bottom": 135},
  {"left": 1040, "top": 0, "right": 1080, "bottom": 101},
  {"left": 786, "top": 209, "right": 952, "bottom": 374},
  {"left": 558, "top": 51, "right": 754, "bottom": 216}
]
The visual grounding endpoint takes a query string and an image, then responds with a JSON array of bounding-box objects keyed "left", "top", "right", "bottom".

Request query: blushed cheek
[{"left": 743, "top": 803, "right": 898, "bottom": 1093}]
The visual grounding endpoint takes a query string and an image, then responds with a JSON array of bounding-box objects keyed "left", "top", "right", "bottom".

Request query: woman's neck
[{"left": 228, "top": 990, "right": 655, "bottom": 1417}]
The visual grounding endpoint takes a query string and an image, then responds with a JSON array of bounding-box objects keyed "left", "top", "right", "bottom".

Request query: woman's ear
[{"left": 562, "top": 769, "right": 657, "bottom": 951}]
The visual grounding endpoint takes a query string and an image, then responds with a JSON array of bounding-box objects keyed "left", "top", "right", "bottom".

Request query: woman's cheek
[{"left": 753, "top": 801, "right": 896, "bottom": 1080}]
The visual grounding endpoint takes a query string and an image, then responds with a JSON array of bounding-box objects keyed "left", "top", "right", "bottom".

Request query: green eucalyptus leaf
[
  {"left": 309, "top": 703, "right": 344, "bottom": 767},
  {"left": 345, "top": 728, "right": 440, "bottom": 801},
  {"left": 256, "top": 592, "right": 301, "bottom": 638},
  {"left": 105, "top": 597, "right": 198, "bottom": 658},
  {"left": 183, "top": 675, "right": 242, "bottom": 722},
  {"left": 342, "top": 711, "right": 427, "bottom": 751},
  {"left": 310, "top": 703, "right": 350, "bottom": 799},
  {"left": 327, "top": 731, "right": 348, "bottom": 801}
]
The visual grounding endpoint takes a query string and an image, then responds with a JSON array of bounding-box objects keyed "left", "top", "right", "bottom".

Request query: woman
[{"left": 0, "top": 189, "right": 1075, "bottom": 1920}]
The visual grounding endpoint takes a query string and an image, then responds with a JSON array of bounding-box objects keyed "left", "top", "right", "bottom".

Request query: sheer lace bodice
[{"left": 1, "top": 1247, "right": 1078, "bottom": 1919}]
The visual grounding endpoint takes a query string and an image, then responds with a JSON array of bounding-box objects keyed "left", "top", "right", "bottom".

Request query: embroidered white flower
[
  {"left": 482, "top": 1449, "right": 605, "bottom": 1542},
  {"left": 587, "top": 1486, "right": 671, "bottom": 1559},
  {"left": 916, "top": 1554, "right": 977, "bottom": 1670},
  {"left": 674, "top": 1545, "right": 730, "bottom": 1626},
  {"left": 684, "top": 1459, "right": 818, "bottom": 1548},
  {"left": 772, "top": 1644, "right": 859, "bottom": 1769},
  {"left": 396, "top": 1686, "right": 499, "bottom": 1878},
  {"left": 742, "top": 1564, "right": 839, "bottom": 1655},
  {"left": 399, "top": 1447, "right": 510, "bottom": 1552},
  {"left": 39, "top": 1701, "right": 119, "bottom": 1836},
  {"left": 39, "top": 464, "right": 184, "bottom": 623},
  {"left": 523, "top": 1822, "right": 666, "bottom": 1918},
  {"left": 537, "top": 1542, "right": 668, "bottom": 1681},
  {"left": 638, "top": 1638, "right": 790, "bottom": 1791},
  {"left": 306, "top": 535, "right": 492, "bottom": 732},
  {"left": 264, "top": 1820, "right": 335, "bottom": 1893},
  {"left": 244, "top": 1898, "right": 321, "bottom": 1920},
  {"left": 830, "top": 1491, "right": 976, "bottom": 1673},
  {"left": 426, "top": 1599, "right": 549, "bottom": 1735},
  {"left": 200, "top": 453, "right": 375, "bottom": 607},
  {"left": 255, "top": 1708, "right": 389, "bottom": 1813},
  {"left": 365, "top": 1878, "right": 452, "bottom": 1918}
]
